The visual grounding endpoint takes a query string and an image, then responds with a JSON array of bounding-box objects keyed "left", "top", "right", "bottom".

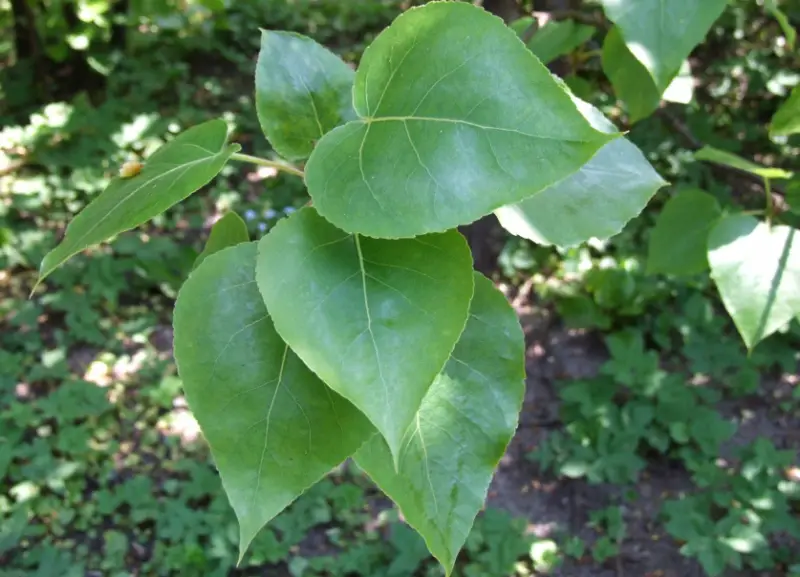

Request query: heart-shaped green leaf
[
  {"left": 256, "top": 207, "right": 474, "bottom": 462},
  {"left": 256, "top": 31, "right": 356, "bottom": 160},
  {"left": 305, "top": 2, "right": 615, "bottom": 239},
  {"left": 708, "top": 215, "right": 800, "bottom": 350},
  {"left": 38, "top": 119, "right": 238, "bottom": 285},
  {"left": 192, "top": 211, "right": 249, "bottom": 271},
  {"left": 647, "top": 188, "right": 722, "bottom": 276},
  {"left": 174, "top": 242, "right": 374, "bottom": 561},
  {"left": 600, "top": 0, "right": 727, "bottom": 92},
  {"left": 495, "top": 95, "right": 665, "bottom": 247},
  {"left": 355, "top": 273, "right": 525, "bottom": 575}
]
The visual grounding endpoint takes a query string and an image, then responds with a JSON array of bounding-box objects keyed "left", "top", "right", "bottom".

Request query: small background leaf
[
  {"left": 601, "top": 27, "right": 663, "bottom": 122},
  {"left": 255, "top": 31, "right": 356, "bottom": 160},
  {"left": 770, "top": 85, "right": 800, "bottom": 137},
  {"left": 355, "top": 273, "right": 525, "bottom": 575},
  {"left": 694, "top": 146, "right": 794, "bottom": 180},
  {"left": 511, "top": 17, "right": 596, "bottom": 65},
  {"left": 174, "top": 242, "right": 374, "bottom": 560},
  {"left": 192, "top": 212, "right": 249, "bottom": 271},
  {"left": 600, "top": 0, "right": 727, "bottom": 91},
  {"left": 647, "top": 188, "right": 722, "bottom": 276},
  {"left": 707, "top": 215, "right": 800, "bottom": 349}
]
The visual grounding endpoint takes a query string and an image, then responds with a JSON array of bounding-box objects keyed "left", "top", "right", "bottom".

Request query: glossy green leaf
[
  {"left": 647, "top": 188, "right": 722, "bottom": 276},
  {"left": 256, "top": 207, "right": 474, "bottom": 462},
  {"left": 602, "top": 26, "right": 662, "bottom": 122},
  {"left": 173, "top": 242, "right": 374, "bottom": 560},
  {"left": 511, "top": 17, "right": 596, "bottom": 65},
  {"left": 38, "top": 119, "right": 238, "bottom": 285},
  {"left": 694, "top": 146, "right": 794, "bottom": 180},
  {"left": 354, "top": 273, "right": 525, "bottom": 574},
  {"left": 495, "top": 96, "right": 666, "bottom": 247},
  {"left": 256, "top": 31, "right": 356, "bottom": 160},
  {"left": 192, "top": 212, "right": 249, "bottom": 271},
  {"left": 707, "top": 215, "right": 800, "bottom": 350},
  {"left": 600, "top": 0, "right": 727, "bottom": 91},
  {"left": 305, "top": 2, "right": 615, "bottom": 239},
  {"left": 770, "top": 85, "right": 800, "bottom": 138}
]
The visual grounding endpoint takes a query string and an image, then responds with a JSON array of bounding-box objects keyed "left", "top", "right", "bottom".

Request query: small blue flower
[
  {"left": 283, "top": 206, "right": 296, "bottom": 214},
  {"left": 263, "top": 209, "right": 277, "bottom": 219},
  {"left": 257, "top": 222, "right": 268, "bottom": 233},
  {"left": 244, "top": 209, "right": 257, "bottom": 221}
]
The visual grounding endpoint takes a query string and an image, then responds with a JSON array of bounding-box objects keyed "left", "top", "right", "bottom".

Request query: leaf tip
[{"left": 237, "top": 524, "right": 258, "bottom": 567}]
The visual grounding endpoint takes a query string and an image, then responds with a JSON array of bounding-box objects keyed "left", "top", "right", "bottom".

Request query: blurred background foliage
[{"left": 1, "top": 0, "right": 799, "bottom": 576}]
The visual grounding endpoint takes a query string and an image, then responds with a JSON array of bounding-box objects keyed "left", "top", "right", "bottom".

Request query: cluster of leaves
[
  {"left": 30, "top": 1, "right": 673, "bottom": 570},
  {"left": 664, "top": 439, "right": 800, "bottom": 575},
  {"left": 531, "top": 329, "right": 736, "bottom": 485},
  {"left": 8, "top": 0, "right": 799, "bottom": 574}
]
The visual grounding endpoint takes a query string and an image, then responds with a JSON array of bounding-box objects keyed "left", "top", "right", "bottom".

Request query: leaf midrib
[
  {"left": 361, "top": 115, "right": 602, "bottom": 143},
  {"left": 353, "top": 235, "right": 391, "bottom": 432},
  {"left": 61, "top": 146, "right": 227, "bottom": 261}
]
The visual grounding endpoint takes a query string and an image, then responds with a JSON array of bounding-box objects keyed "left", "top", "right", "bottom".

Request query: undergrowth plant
[{"left": 34, "top": 1, "right": 798, "bottom": 572}]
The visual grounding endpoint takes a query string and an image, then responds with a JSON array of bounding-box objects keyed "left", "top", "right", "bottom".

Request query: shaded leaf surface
[
  {"left": 694, "top": 146, "right": 793, "bottom": 180},
  {"left": 305, "top": 2, "right": 614, "bottom": 238},
  {"left": 495, "top": 95, "right": 665, "bottom": 247},
  {"left": 173, "top": 242, "right": 374, "bottom": 559},
  {"left": 708, "top": 215, "right": 800, "bottom": 349},
  {"left": 602, "top": 26, "right": 662, "bottom": 122},
  {"left": 193, "top": 212, "right": 249, "bottom": 270},
  {"left": 256, "top": 31, "right": 356, "bottom": 160},
  {"left": 770, "top": 85, "right": 800, "bottom": 137},
  {"left": 511, "top": 17, "right": 596, "bottom": 64},
  {"left": 39, "top": 119, "right": 238, "bottom": 283},
  {"left": 256, "top": 208, "right": 473, "bottom": 461},
  {"left": 647, "top": 188, "right": 721, "bottom": 276},
  {"left": 355, "top": 273, "right": 525, "bottom": 575},
  {"left": 600, "top": 0, "right": 727, "bottom": 91}
]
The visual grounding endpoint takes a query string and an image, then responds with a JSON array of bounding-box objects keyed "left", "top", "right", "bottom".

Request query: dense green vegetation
[{"left": 2, "top": 1, "right": 799, "bottom": 576}]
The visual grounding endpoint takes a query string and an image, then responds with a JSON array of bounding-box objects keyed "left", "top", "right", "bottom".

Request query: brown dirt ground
[{"left": 486, "top": 298, "right": 798, "bottom": 577}]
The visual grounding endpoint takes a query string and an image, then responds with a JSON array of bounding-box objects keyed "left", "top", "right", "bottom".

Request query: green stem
[
  {"left": 764, "top": 177, "right": 773, "bottom": 225},
  {"left": 230, "top": 152, "right": 304, "bottom": 178}
]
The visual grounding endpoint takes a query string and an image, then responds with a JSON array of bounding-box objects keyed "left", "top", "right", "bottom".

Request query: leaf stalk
[{"left": 231, "top": 152, "right": 305, "bottom": 178}]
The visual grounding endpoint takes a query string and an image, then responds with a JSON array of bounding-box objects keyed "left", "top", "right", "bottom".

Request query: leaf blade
[
  {"left": 647, "top": 188, "right": 722, "bottom": 276},
  {"left": 354, "top": 273, "right": 525, "bottom": 574},
  {"left": 193, "top": 212, "right": 249, "bottom": 271},
  {"left": 173, "top": 242, "right": 374, "bottom": 560},
  {"left": 495, "top": 95, "right": 666, "bottom": 246},
  {"left": 770, "top": 85, "right": 800, "bottom": 138},
  {"left": 256, "top": 31, "right": 356, "bottom": 160},
  {"left": 511, "top": 17, "right": 596, "bottom": 65},
  {"left": 256, "top": 208, "right": 474, "bottom": 462},
  {"left": 707, "top": 215, "right": 800, "bottom": 350},
  {"left": 306, "top": 2, "right": 615, "bottom": 238},
  {"left": 600, "top": 0, "right": 727, "bottom": 91},
  {"left": 694, "top": 146, "right": 793, "bottom": 180},
  {"left": 601, "top": 26, "right": 662, "bottom": 122},
  {"left": 38, "top": 119, "right": 238, "bottom": 284}
]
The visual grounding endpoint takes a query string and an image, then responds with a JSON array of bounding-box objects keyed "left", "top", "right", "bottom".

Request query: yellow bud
[{"left": 119, "top": 160, "right": 143, "bottom": 179}]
